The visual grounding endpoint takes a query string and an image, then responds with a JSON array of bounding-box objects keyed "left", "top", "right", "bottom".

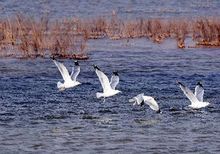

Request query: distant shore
[{"left": 0, "top": 13, "right": 220, "bottom": 59}]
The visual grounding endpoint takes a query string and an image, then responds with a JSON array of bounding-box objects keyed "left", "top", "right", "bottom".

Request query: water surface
[
  {"left": 0, "top": 0, "right": 220, "bottom": 19},
  {"left": 0, "top": 39, "right": 219, "bottom": 153},
  {"left": 0, "top": 1, "right": 220, "bottom": 153}
]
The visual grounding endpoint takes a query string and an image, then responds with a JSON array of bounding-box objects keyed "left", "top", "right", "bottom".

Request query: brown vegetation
[
  {"left": 0, "top": 14, "right": 89, "bottom": 59},
  {"left": 0, "top": 13, "right": 220, "bottom": 59}
]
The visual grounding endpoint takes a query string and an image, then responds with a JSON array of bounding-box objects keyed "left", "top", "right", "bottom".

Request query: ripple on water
[{"left": 0, "top": 47, "right": 220, "bottom": 153}]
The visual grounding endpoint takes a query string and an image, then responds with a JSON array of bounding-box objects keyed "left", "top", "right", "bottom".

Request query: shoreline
[{"left": 0, "top": 13, "right": 220, "bottom": 59}]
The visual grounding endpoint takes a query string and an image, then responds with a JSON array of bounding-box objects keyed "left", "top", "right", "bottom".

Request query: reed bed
[{"left": 0, "top": 13, "right": 220, "bottom": 59}]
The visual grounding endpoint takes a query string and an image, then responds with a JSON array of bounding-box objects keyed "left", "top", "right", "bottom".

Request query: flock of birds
[{"left": 52, "top": 59, "right": 210, "bottom": 113}]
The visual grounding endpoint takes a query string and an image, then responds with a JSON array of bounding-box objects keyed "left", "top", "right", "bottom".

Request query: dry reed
[{"left": 0, "top": 13, "right": 220, "bottom": 59}]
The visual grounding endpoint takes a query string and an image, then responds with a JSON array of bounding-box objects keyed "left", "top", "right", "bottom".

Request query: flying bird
[
  {"left": 53, "top": 59, "right": 81, "bottom": 91},
  {"left": 129, "top": 93, "right": 160, "bottom": 113},
  {"left": 177, "top": 81, "right": 210, "bottom": 109},
  {"left": 194, "top": 82, "right": 204, "bottom": 102},
  {"left": 93, "top": 65, "right": 121, "bottom": 99}
]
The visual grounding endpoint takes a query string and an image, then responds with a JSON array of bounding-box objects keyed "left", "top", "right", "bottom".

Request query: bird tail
[
  {"left": 57, "top": 81, "right": 63, "bottom": 89},
  {"left": 96, "top": 92, "right": 103, "bottom": 99}
]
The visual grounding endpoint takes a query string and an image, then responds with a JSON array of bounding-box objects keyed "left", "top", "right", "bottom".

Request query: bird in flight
[
  {"left": 53, "top": 59, "right": 81, "bottom": 91},
  {"left": 129, "top": 93, "right": 160, "bottom": 113},
  {"left": 93, "top": 65, "right": 121, "bottom": 100},
  {"left": 177, "top": 81, "right": 210, "bottom": 109}
]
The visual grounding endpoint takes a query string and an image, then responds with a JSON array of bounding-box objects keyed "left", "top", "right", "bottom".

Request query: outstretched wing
[
  {"left": 195, "top": 82, "right": 204, "bottom": 102},
  {"left": 143, "top": 96, "right": 160, "bottom": 112},
  {"left": 53, "top": 60, "right": 71, "bottom": 82},
  {"left": 129, "top": 93, "right": 144, "bottom": 105},
  {"left": 94, "top": 66, "right": 112, "bottom": 93},
  {"left": 177, "top": 81, "right": 200, "bottom": 105},
  {"left": 71, "top": 61, "right": 80, "bottom": 81},
  {"left": 110, "top": 72, "right": 119, "bottom": 90}
]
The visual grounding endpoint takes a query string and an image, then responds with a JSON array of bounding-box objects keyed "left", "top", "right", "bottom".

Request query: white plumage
[
  {"left": 177, "top": 81, "right": 210, "bottom": 109},
  {"left": 94, "top": 65, "right": 121, "bottom": 99},
  {"left": 129, "top": 93, "right": 160, "bottom": 113},
  {"left": 53, "top": 59, "right": 81, "bottom": 91},
  {"left": 194, "top": 82, "right": 204, "bottom": 102}
]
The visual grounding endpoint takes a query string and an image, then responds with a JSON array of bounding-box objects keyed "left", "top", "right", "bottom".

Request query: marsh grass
[{"left": 0, "top": 13, "right": 220, "bottom": 59}]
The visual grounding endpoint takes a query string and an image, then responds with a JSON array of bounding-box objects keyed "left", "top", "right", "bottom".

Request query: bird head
[
  {"left": 156, "top": 109, "right": 161, "bottom": 114},
  {"left": 51, "top": 56, "right": 55, "bottom": 60},
  {"left": 140, "top": 100, "right": 145, "bottom": 106},
  {"left": 74, "top": 61, "right": 79, "bottom": 66},
  {"left": 113, "top": 71, "right": 119, "bottom": 76}
]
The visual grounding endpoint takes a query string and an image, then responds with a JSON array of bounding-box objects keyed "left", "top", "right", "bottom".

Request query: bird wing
[
  {"left": 194, "top": 83, "right": 204, "bottom": 102},
  {"left": 110, "top": 74, "right": 119, "bottom": 90},
  {"left": 129, "top": 93, "right": 144, "bottom": 105},
  {"left": 71, "top": 65, "right": 80, "bottom": 81},
  {"left": 53, "top": 60, "right": 71, "bottom": 82},
  {"left": 177, "top": 82, "right": 200, "bottom": 105},
  {"left": 143, "top": 96, "right": 160, "bottom": 111},
  {"left": 95, "top": 68, "right": 112, "bottom": 93}
]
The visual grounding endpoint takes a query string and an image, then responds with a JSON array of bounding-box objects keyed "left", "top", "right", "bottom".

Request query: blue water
[
  {"left": 0, "top": 39, "right": 220, "bottom": 153},
  {"left": 0, "top": 1, "right": 220, "bottom": 153},
  {"left": 1, "top": 0, "right": 220, "bottom": 19}
]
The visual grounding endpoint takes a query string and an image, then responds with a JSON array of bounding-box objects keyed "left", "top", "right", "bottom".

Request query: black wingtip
[
  {"left": 113, "top": 71, "right": 119, "bottom": 76},
  {"left": 197, "top": 81, "right": 203, "bottom": 88},
  {"left": 140, "top": 100, "right": 144, "bottom": 106},
  {"left": 51, "top": 56, "right": 55, "bottom": 60},
  {"left": 156, "top": 109, "right": 161, "bottom": 114},
  {"left": 177, "top": 81, "right": 184, "bottom": 86},
  {"left": 93, "top": 65, "right": 100, "bottom": 70},
  {"left": 74, "top": 61, "right": 79, "bottom": 66}
]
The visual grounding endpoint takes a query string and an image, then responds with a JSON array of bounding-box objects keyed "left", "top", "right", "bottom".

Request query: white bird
[
  {"left": 194, "top": 82, "right": 204, "bottom": 102},
  {"left": 129, "top": 93, "right": 160, "bottom": 113},
  {"left": 93, "top": 65, "right": 121, "bottom": 99},
  {"left": 53, "top": 59, "right": 81, "bottom": 91},
  {"left": 177, "top": 81, "right": 210, "bottom": 109}
]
